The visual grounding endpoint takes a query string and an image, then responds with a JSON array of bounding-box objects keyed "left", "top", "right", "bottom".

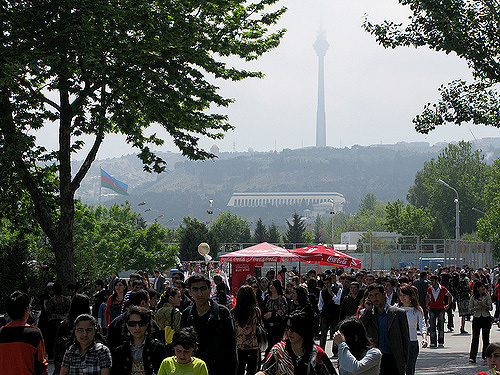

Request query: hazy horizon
[{"left": 34, "top": 0, "right": 500, "bottom": 161}]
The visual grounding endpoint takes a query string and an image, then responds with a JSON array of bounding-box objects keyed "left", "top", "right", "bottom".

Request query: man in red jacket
[
  {"left": 0, "top": 291, "right": 48, "bottom": 375},
  {"left": 427, "top": 274, "right": 453, "bottom": 347}
]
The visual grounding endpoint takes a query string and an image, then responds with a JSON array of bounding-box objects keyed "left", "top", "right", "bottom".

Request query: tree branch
[
  {"left": 71, "top": 81, "right": 99, "bottom": 112},
  {"left": 0, "top": 89, "right": 58, "bottom": 241},
  {"left": 72, "top": 83, "right": 107, "bottom": 192},
  {"left": 17, "top": 77, "right": 61, "bottom": 112},
  {"left": 71, "top": 133, "right": 103, "bottom": 192}
]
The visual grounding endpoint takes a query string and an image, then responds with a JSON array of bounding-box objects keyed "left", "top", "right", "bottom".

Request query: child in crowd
[{"left": 157, "top": 327, "right": 208, "bottom": 375}]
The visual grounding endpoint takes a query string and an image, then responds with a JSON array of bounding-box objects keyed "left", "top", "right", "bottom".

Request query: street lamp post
[
  {"left": 472, "top": 207, "right": 486, "bottom": 215},
  {"left": 438, "top": 179, "right": 460, "bottom": 241},
  {"left": 328, "top": 199, "right": 334, "bottom": 246},
  {"left": 207, "top": 199, "right": 214, "bottom": 226}
]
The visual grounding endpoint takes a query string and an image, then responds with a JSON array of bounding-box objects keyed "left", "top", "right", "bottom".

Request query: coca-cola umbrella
[
  {"left": 219, "top": 242, "right": 300, "bottom": 263},
  {"left": 289, "top": 244, "right": 362, "bottom": 269}
]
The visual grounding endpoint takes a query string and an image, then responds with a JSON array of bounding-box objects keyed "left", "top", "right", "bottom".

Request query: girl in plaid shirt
[{"left": 60, "top": 314, "right": 112, "bottom": 375}]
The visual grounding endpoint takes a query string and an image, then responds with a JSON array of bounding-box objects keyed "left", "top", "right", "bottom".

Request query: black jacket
[
  {"left": 180, "top": 299, "right": 238, "bottom": 375},
  {"left": 112, "top": 337, "right": 166, "bottom": 375}
]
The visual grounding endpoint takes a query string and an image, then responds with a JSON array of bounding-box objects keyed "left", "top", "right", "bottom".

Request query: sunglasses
[{"left": 127, "top": 320, "right": 147, "bottom": 327}]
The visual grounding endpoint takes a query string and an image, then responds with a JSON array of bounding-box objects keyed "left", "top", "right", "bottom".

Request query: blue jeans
[
  {"left": 429, "top": 308, "right": 445, "bottom": 345},
  {"left": 406, "top": 340, "right": 419, "bottom": 375}
]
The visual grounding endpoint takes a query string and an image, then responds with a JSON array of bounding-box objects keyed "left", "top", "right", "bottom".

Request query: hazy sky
[{"left": 36, "top": 0, "right": 500, "bottom": 160}]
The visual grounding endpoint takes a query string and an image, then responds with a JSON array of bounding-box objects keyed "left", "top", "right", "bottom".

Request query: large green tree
[
  {"left": 345, "top": 194, "right": 386, "bottom": 233},
  {"left": 364, "top": 0, "right": 500, "bottom": 134},
  {"left": 407, "top": 141, "right": 487, "bottom": 237},
  {"left": 0, "top": 0, "right": 286, "bottom": 286},
  {"left": 73, "top": 201, "right": 177, "bottom": 286},
  {"left": 478, "top": 158, "right": 500, "bottom": 256},
  {"left": 210, "top": 211, "right": 251, "bottom": 244},
  {"left": 175, "top": 217, "right": 216, "bottom": 261},
  {"left": 384, "top": 199, "right": 435, "bottom": 238}
]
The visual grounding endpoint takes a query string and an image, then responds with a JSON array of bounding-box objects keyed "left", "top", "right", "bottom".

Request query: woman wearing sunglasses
[
  {"left": 112, "top": 306, "right": 166, "bottom": 375},
  {"left": 257, "top": 311, "right": 337, "bottom": 375}
]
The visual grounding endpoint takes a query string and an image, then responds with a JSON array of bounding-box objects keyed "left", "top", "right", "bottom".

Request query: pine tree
[
  {"left": 268, "top": 221, "right": 281, "bottom": 243},
  {"left": 253, "top": 218, "right": 268, "bottom": 243},
  {"left": 285, "top": 212, "right": 306, "bottom": 244}
]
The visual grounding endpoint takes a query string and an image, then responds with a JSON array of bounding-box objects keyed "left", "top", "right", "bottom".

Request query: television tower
[{"left": 313, "top": 28, "right": 329, "bottom": 147}]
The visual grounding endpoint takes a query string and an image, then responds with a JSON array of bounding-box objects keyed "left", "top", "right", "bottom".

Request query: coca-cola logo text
[{"left": 326, "top": 256, "right": 348, "bottom": 265}]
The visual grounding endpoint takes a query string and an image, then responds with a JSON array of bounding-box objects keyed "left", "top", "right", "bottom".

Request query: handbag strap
[{"left": 255, "top": 307, "right": 262, "bottom": 322}]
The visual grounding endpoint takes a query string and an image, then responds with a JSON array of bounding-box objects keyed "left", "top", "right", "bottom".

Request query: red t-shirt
[
  {"left": 427, "top": 285, "right": 449, "bottom": 309},
  {"left": 0, "top": 321, "right": 48, "bottom": 375}
]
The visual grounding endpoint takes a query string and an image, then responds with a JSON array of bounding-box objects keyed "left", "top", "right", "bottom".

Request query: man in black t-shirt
[{"left": 180, "top": 273, "right": 237, "bottom": 375}]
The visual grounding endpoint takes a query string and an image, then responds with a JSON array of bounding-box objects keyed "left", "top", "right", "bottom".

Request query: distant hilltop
[
  {"left": 74, "top": 138, "right": 500, "bottom": 225},
  {"left": 369, "top": 138, "right": 500, "bottom": 154}
]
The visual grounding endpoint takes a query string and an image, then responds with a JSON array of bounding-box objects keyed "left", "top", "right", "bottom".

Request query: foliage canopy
[
  {"left": 0, "top": 0, "right": 285, "bottom": 285},
  {"left": 364, "top": 0, "right": 500, "bottom": 133}
]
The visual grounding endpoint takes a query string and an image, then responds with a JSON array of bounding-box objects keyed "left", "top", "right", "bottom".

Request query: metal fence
[
  {"left": 219, "top": 239, "right": 495, "bottom": 272},
  {"left": 358, "top": 238, "right": 494, "bottom": 271}
]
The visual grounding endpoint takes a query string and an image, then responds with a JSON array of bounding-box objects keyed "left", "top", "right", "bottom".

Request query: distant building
[
  {"left": 303, "top": 201, "right": 343, "bottom": 221},
  {"left": 341, "top": 231, "right": 401, "bottom": 244},
  {"left": 210, "top": 144, "right": 220, "bottom": 156},
  {"left": 314, "top": 28, "right": 329, "bottom": 148},
  {"left": 227, "top": 192, "right": 345, "bottom": 212}
]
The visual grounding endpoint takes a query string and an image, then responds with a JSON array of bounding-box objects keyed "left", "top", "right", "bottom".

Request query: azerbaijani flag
[{"left": 101, "top": 169, "right": 129, "bottom": 195}]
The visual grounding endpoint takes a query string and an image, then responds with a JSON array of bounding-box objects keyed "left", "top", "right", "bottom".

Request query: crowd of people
[{"left": 2, "top": 263, "right": 500, "bottom": 375}]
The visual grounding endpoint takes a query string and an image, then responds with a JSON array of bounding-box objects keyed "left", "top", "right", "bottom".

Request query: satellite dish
[{"left": 198, "top": 242, "right": 210, "bottom": 256}]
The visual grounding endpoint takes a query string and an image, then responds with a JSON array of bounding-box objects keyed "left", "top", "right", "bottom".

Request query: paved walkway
[
  {"left": 48, "top": 312, "right": 499, "bottom": 374},
  {"left": 323, "top": 313, "right": 500, "bottom": 375}
]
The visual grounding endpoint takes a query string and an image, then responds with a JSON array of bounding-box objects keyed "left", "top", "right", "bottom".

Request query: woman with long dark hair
[
  {"left": 232, "top": 285, "right": 261, "bottom": 375},
  {"left": 257, "top": 311, "right": 337, "bottom": 375},
  {"left": 105, "top": 278, "right": 127, "bottom": 327},
  {"left": 398, "top": 283, "right": 427, "bottom": 375},
  {"left": 112, "top": 306, "right": 167, "bottom": 375},
  {"left": 289, "top": 285, "right": 312, "bottom": 315},
  {"left": 333, "top": 317, "right": 381, "bottom": 375},
  {"left": 469, "top": 281, "right": 493, "bottom": 363},
  {"left": 263, "top": 279, "right": 288, "bottom": 353},
  {"left": 53, "top": 294, "right": 91, "bottom": 375},
  {"left": 155, "top": 287, "right": 182, "bottom": 346}
]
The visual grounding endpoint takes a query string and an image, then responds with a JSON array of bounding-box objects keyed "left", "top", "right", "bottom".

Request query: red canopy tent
[
  {"left": 219, "top": 242, "right": 300, "bottom": 263},
  {"left": 289, "top": 244, "right": 362, "bottom": 269},
  {"left": 219, "top": 242, "right": 300, "bottom": 293}
]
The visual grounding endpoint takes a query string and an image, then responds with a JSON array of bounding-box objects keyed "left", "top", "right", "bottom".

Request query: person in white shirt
[{"left": 398, "top": 283, "right": 427, "bottom": 375}]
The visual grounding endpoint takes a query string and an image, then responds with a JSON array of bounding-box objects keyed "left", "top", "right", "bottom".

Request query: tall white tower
[{"left": 313, "top": 28, "right": 329, "bottom": 147}]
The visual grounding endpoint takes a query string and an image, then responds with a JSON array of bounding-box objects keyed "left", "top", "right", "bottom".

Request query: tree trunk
[{"left": 52, "top": 228, "right": 76, "bottom": 288}]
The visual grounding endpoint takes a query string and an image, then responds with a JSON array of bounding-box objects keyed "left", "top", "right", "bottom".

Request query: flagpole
[{"left": 99, "top": 167, "right": 102, "bottom": 205}]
